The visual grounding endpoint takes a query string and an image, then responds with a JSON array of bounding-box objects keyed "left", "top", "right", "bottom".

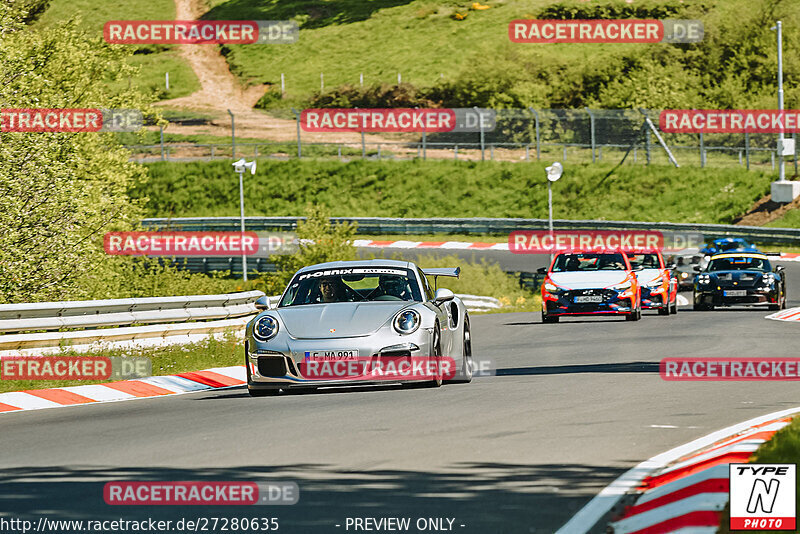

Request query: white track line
[{"left": 555, "top": 406, "right": 800, "bottom": 534}]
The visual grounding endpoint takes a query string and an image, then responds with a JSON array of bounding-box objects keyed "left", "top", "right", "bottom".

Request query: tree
[{"left": 0, "top": 4, "right": 152, "bottom": 302}]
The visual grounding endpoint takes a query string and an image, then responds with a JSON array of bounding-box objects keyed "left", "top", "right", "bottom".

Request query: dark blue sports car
[
  {"left": 699, "top": 237, "right": 759, "bottom": 256},
  {"left": 693, "top": 253, "right": 786, "bottom": 311}
]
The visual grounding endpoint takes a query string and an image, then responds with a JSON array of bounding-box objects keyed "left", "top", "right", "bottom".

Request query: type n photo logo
[{"left": 730, "top": 463, "right": 796, "bottom": 530}]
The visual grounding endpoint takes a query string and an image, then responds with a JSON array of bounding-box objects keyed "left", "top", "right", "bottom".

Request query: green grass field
[
  {"left": 38, "top": 0, "right": 200, "bottom": 99},
  {"left": 203, "top": 0, "right": 655, "bottom": 99},
  {"left": 134, "top": 158, "right": 774, "bottom": 224}
]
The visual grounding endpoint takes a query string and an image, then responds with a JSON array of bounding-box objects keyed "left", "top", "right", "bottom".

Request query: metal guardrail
[
  {"left": 142, "top": 217, "right": 800, "bottom": 244},
  {"left": 0, "top": 291, "right": 265, "bottom": 355},
  {"left": 0, "top": 291, "right": 499, "bottom": 355}
]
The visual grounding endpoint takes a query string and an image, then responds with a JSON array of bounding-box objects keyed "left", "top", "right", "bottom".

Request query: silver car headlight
[
  {"left": 393, "top": 309, "right": 421, "bottom": 335},
  {"left": 253, "top": 315, "right": 279, "bottom": 341}
]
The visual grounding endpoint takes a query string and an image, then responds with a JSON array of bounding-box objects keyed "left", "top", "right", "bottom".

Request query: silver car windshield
[{"left": 280, "top": 267, "right": 423, "bottom": 306}]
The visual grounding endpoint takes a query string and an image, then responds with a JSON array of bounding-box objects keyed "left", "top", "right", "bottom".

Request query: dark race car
[{"left": 693, "top": 253, "right": 787, "bottom": 311}]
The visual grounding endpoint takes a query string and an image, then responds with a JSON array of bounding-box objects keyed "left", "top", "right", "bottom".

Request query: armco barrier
[
  {"left": 0, "top": 292, "right": 501, "bottom": 356},
  {"left": 0, "top": 291, "right": 267, "bottom": 356},
  {"left": 141, "top": 217, "right": 800, "bottom": 244}
]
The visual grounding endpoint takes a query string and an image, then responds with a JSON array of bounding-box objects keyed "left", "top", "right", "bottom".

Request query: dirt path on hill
[{"left": 153, "top": 0, "right": 398, "bottom": 145}]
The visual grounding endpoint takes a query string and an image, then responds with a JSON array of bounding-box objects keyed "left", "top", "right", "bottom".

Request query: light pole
[
  {"left": 232, "top": 158, "right": 256, "bottom": 281},
  {"left": 773, "top": 21, "right": 785, "bottom": 183},
  {"left": 545, "top": 162, "right": 563, "bottom": 261},
  {"left": 769, "top": 21, "right": 799, "bottom": 202}
]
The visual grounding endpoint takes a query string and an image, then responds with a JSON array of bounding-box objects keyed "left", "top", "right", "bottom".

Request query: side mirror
[
  {"left": 536, "top": 267, "right": 547, "bottom": 275},
  {"left": 692, "top": 265, "right": 701, "bottom": 272},
  {"left": 433, "top": 288, "right": 455, "bottom": 305},
  {"left": 254, "top": 295, "right": 271, "bottom": 311},
  {"left": 666, "top": 263, "right": 677, "bottom": 270},
  {"left": 775, "top": 265, "right": 785, "bottom": 273}
]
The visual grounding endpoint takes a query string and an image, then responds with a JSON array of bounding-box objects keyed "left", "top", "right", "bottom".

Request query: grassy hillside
[
  {"left": 133, "top": 158, "right": 772, "bottom": 223},
  {"left": 38, "top": 0, "right": 200, "bottom": 99},
  {"left": 201, "top": 0, "right": 800, "bottom": 110}
]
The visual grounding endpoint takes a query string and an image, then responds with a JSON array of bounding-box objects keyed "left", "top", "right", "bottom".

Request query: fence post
[
  {"left": 490, "top": 144, "right": 494, "bottom": 160},
  {"left": 320, "top": 73, "right": 324, "bottom": 92},
  {"left": 585, "top": 108, "right": 596, "bottom": 163},
  {"left": 227, "top": 109, "right": 235, "bottom": 158},
  {"left": 745, "top": 133, "right": 750, "bottom": 170},
  {"left": 528, "top": 108, "right": 541, "bottom": 161},
  {"left": 160, "top": 124, "right": 165, "bottom": 161},
  {"left": 794, "top": 132, "right": 798, "bottom": 175},
  {"left": 398, "top": 72, "right": 401, "bottom": 84},
  {"left": 377, "top": 144, "right": 381, "bottom": 159},
  {"left": 281, "top": 73, "right": 285, "bottom": 95},
  {"left": 360, "top": 72, "right": 363, "bottom": 86},
  {"left": 598, "top": 146, "right": 602, "bottom": 161},
  {"left": 211, "top": 145, "right": 215, "bottom": 159},
  {"left": 633, "top": 146, "right": 637, "bottom": 163},
  {"left": 699, "top": 132, "right": 705, "bottom": 168},
  {"left": 473, "top": 107, "right": 485, "bottom": 161},
  {"left": 645, "top": 128, "right": 651, "bottom": 165},
  {"left": 772, "top": 151, "right": 776, "bottom": 170},
  {"left": 454, "top": 145, "right": 458, "bottom": 160},
  {"left": 291, "top": 108, "right": 301, "bottom": 158},
  {"left": 254, "top": 146, "right": 258, "bottom": 158},
  {"left": 739, "top": 150, "right": 743, "bottom": 166},
  {"left": 525, "top": 145, "right": 529, "bottom": 161},
  {"left": 563, "top": 145, "right": 567, "bottom": 161},
  {"left": 338, "top": 145, "right": 342, "bottom": 160}
]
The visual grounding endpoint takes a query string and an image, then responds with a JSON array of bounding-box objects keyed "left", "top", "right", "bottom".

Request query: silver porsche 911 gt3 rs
[{"left": 245, "top": 259, "right": 474, "bottom": 396}]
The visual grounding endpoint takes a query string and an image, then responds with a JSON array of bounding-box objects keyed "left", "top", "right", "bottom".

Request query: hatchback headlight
[
  {"left": 393, "top": 309, "right": 421, "bottom": 334},
  {"left": 544, "top": 282, "right": 559, "bottom": 293},
  {"left": 254, "top": 315, "right": 279, "bottom": 341}
]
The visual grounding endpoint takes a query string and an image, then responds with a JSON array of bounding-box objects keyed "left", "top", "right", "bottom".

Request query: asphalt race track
[{"left": 1, "top": 257, "right": 799, "bottom": 533}]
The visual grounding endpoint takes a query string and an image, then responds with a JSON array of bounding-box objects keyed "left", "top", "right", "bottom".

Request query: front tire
[
  {"left": 670, "top": 298, "right": 678, "bottom": 314},
  {"left": 429, "top": 324, "right": 443, "bottom": 388},
  {"left": 450, "top": 317, "right": 473, "bottom": 383},
  {"left": 248, "top": 387, "right": 280, "bottom": 397},
  {"left": 542, "top": 311, "right": 559, "bottom": 323}
]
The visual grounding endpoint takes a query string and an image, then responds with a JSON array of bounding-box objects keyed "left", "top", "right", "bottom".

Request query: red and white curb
[
  {"left": 0, "top": 365, "right": 246, "bottom": 414},
  {"left": 766, "top": 307, "right": 800, "bottom": 322},
  {"left": 557, "top": 407, "right": 800, "bottom": 534},
  {"left": 608, "top": 418, "right": 791, "bottom": 533}
]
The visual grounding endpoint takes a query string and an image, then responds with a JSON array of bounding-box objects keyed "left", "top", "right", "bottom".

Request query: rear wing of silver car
[
  {"left": 421, "top": 267, "right": 460, "bottom": 290},
  {"left": 421, "top": 267, "right": 460, "bottom": 278}
]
